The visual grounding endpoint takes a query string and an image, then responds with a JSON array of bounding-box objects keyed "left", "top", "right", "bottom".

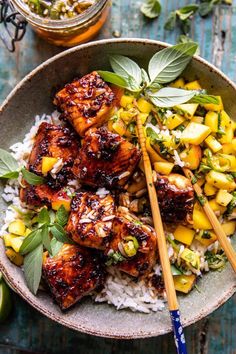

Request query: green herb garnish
[{"left": 140, "top": 0, "right": 161, "bottom": 19}]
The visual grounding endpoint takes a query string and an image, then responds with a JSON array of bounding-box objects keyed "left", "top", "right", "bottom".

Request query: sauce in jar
[{"left": 11, "top": 0, "right": 110, "bottom": 46}]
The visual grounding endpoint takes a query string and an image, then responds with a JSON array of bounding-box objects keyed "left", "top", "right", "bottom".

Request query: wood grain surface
[{"left": 0, "top": 0, "right": 236, "bottom": 353}]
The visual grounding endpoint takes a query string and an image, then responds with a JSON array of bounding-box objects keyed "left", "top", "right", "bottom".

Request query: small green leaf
[
  {"left": 21, "top": 168, "right": 45, "bottom": 186},
  {"left": 177, "top": 4, "right": 198, "bottom": 21},
  {"left": 171, "top": 265, "right": 183, "bottom": 276},
  {"left": 141, "top": 68, "right": 150, "bottom": 85},
  {"left": 148, "top": 87, "right": 196, "bottom": 108},
  {"left": 177, "top": 35, "right": 200, "bottom": 55},
  {"left": 0, "top": 148, "right": 19, "bottom": 179},
  {"left": 109, "top": 54, "right": 142, "bottom": 90},
  {"left": 41, "top": 225, "right": 52, "bottom": 254},
  {"left": 23, "top": 243, "right": 43, "bottom": 295},
  {"left": 50, "top": 223, "right": 71, "bottom": 243},
  {"left": 199, "top": 1, "right": 213, "bottom": 17},
  {"left": 148, "top": 42, "right": 198, "bottom": 86},
  {"left": 50, "top": 237, "right": 63, "bottom": 256},
  {"left": 164, "top": 11, "right": 177, "bottom": 31},
  {"left": 140, "top": 0, "right": 162, "bottom": 19},
  {"left": 56, "top": 205, "right": 69, "bottom": 227},
  {"left": 19, "top": 229, "right": 42, "bottom": 255},
  {"left": 97, "top": 71, "right": 128, "bottom": 89},
  {"left": 38, "top": 207, "right": 50, "bottom": 225}
]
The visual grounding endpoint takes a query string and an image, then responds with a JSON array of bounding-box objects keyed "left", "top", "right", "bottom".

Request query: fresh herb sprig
[
  {"left": 19, "top": 205, "right": 71, "bottom": 294},
  {"left": 98, "top": 43, "right": 219, "bottom": 108},
  {"left": 0, "top": 149, "right": 45, "bottom": 185}
]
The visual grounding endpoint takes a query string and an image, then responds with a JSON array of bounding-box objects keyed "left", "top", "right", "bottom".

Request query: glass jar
[{"left": 10, "top": 0, "right": 110, "bottom": 47}]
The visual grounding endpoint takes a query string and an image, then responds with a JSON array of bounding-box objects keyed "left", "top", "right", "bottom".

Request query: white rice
[{"left": 173, "top": 150, "right": 185, "bottom": 167}]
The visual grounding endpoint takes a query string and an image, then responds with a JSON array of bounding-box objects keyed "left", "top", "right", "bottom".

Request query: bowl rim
[{"left": 0, "top": 38, "right": 236, "bottom": 339}]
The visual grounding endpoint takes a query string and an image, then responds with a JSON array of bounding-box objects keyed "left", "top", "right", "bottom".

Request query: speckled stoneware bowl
[{"left": 0, "top": 39, "right": 236, "bottom": 339}]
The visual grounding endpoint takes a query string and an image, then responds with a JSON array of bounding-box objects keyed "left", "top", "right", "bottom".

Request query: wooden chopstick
[
  {"left": 136, "top": 115, "right": 188, "bottom": 354},
  {"left": 183, "top": 168, "right": 236, "bottom": 273}
]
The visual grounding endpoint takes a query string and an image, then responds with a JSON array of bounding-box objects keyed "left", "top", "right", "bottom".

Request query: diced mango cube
[
  {"left": 216, "top": 189, "right": 233, "bottom": 206},
  {"left": 180, "top": 145, "right": 202, "bottom": 170},
  {"left": 219, "top": 127, "right": 234, "bottom": 144},
  {"left": 170, "top": 77, "right": 185, "bottom": 88},
  {"left": 220, "top": 110, "right": 231, "bottom": 128},
  {"left": 42, "top": 157, "right": 58, "bottom": 175},
  {"left": 203, "top": 96, "right": 223, "bottom": 111},
  {"left": 154, "top": 161, "right": 174, "bottom": 175},
  {"left": 204, "top": 111, "right": 219, "bottom": 133},
  {"left": 8, "top": 220, "right": 25, "bottom": 236},
  {"left": 181, "top": 122, "right": 211, "bottom": 145},
  {"left": 3, "top": 234, "right": 12, "bottom": 247},
  {"left": 180, "top": 248, "right": 200, "bottom": 269},
  {"left": 120, "top": 95, "right": 134, "bottom": 108},
  {"left": 206, "top": 171, "right": 236, "bottom": 191},
  {"left": 136, "top": 98, "right": 152, "bottom": 114},
  {"left": 174, "top": 104, "right": 198, "bottom": 119},
  {"left": 220, "top": 154, "right": 236, "bottom": 172},
  {"left": 208, "top": 199, "right": 227, "bottom": 215},
  {"left": 5, "top": 248, "right": 24, "bottom": 266},
  {"left": 173, "top": 225, "right": 195, "bottom": 246},
  {"left": 222, "top": 143, "right": 234, "bottom": 155},
  {"left": 191, "top": 116, "right": 204, "bottom": 124},
  {"left": 204, "top": 182, "right": 217, "bottom": 196},
  {"left": 205, "top": 135, "right": 222, "bottom": 153},
  {"left": 112, "top": 118, "right": 126, "bottom": 136},
  {"left": 193, "top": 209, "right": 212, "bottom": 230},
  {"left": 184, "top": 80, "right": 202, "bottom": 90},
  {"left": 195, "top": 231, "right": 217, "bottom": 247},
  {"left": 24, "top": 228, "right": 32, "bottom": 237},
  {"left": 222, "top": 221, "right": 236, "bottom": 236},
  {"left": 232, "top": 138, "right": 236, "bottom": 151},
  {"left": 52, "top": 199, "right": 71, "bottom": 212},
  {"left": 165, "top": 114, "right": 185, "bottom": 130},
  {"left": 173, "top": 274, "right": 196, "bottom": 294},
  {"left": 10, "top": 236, "right": 24, "bottom": 253}
]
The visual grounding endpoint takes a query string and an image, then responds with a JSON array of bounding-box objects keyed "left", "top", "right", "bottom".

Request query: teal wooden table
[{"left": 0, "top": 1, "right": 236, "bottom": 353}]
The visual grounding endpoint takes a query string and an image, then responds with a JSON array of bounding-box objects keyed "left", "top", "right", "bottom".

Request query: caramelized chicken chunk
[
  {"left": 43, "top": 244, "right": 105, "bottom": 310},
  {"left": 54, "top": 71, "right": 115, "bottom": 137},
  {"left": 72, "top": 127, "right": 141, "bottom": 188},
  {"left": 155, "top": 173, "right": 194, "bottom": 223},
  {"left": 20, "top": 122, "right": 80, "bottom": 208},
  {"left": 66, "top": 191, "right": 115, "bottom": 250},
  {"left": 107, "top": 214, "right": 157, "bottom": 278}
]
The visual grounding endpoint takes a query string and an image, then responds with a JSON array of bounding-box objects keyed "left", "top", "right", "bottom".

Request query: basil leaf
[
  {"left": 177, "top": 4, "right": 198, "bottom": 21},
  {"left": 23, "top": 243, "right": 43, "bottom": 295},
  {"left": 21, "top": 168, "right": 45, "bottom": 185},
  {"left": 148, "top": 87, "right": 196, "bottom": 108},
  {"left": 50, "top": 237, "right": 63, "bottom": 256},
  {"left": 199, "top": 1, "right": 213, "bottom": 17},
  {"left": 38, "top": 207, "right": 50, "bottom": 225},
  {"left": 191, "top": 94, "right": 219, "bottom": 104},
  {"left": 0, "top": 148, "right": 19, "bottom": 179},
  {"left": 56, "top": 205, "right": 69, "bottom": 227},
  {"left": 97, "top": 71, "right": 128, "bottom": 89},
  {"left": 164, "top": 11, "right": 177, "bottom": 31},
  {"left": 181, "top": 18, "right": 191, "bottom": 35},
  {"left": 20, "top": 229, "right": 42, "bottom": 255},
  {"left": 148, "top": 42, "right": 198, "bottom": 86},
  {"left": 50, "top": 223, "right": 71, "bottom": 243},
  {"left": 41, "top": 225, "right": 52, "bottom": 254},
  {"left": 177, "top": 35, "right": 200, "bottom": 55},
  {"left": 140, "top": 0, "right": 161, "bottom": 19},
  {"left": 109, "top": 55, "right": 142, "bottom": 90}
]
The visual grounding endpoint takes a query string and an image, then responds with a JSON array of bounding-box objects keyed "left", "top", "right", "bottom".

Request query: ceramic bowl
[{"left": 0, "top": 39, "right": 236, "bottom": 339}]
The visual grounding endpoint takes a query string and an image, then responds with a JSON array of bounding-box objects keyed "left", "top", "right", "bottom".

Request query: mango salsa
[
  {"left": 42, "top": 156, "right": 58, "bottom": 175},
  {"left": 206, "top": 171, "right": 236, "bottom": 191},
  {"left": 204, "top": 111, "right": 218, "bottom": 133},
  {"left": 8, "top": 220, "right": 25, "bottom": 236},
  {"left": 193, "top": 209, "right": 212, "bottom": 230},
  {"left": 136, "top": 98, "right": 153, "bottom": 114},
  {"left": 180, "top": 145, "right": 202, "bottom": 170},
  {"left": 174, "top": 103, "right": 198, "bottom": 119},
  {"left": 120, "top": 95, "right": 134, "bottom": 108},
  {"left": 165, "top": 114, "right": 185, "bottom": 130},
  {"left": 205, "top": 135, "right": 222, "bottom": 153},
  {"left": 222, "top": 221, "right": 236, "bottom": 236},
  {"left": 173, "top": 274, "right": 196, "bottom": 294},
  {"left": 203, "top": 96, "right": 223, "bottom": 111},
  {"left": 216, "top": 189, "right": 233, "bottom": 206},
  {"left": 184, "top": 80, "right": 202, "bottom": 90},
  {"left": 153, "top": 161, "right": 174, "bottom": 175}
]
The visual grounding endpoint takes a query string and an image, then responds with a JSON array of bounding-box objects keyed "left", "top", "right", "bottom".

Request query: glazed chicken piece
[
  {"left": 107, "top": 213, "right": 157, "bottom": 278},
  {"left": 155, "top": 173, "right": 194, "bottom": 223},
  {"left": 66, "top": 190, "right": 115, "bottom": 250},
  {"left": 54, "top": 71, "right": 116, "bottom": 137},
  {"left": 20, "top": 122, "right": 80, "bottom": 207},
  {"left": 72, "top": 127, "right": 141, "bottom": 189},
  {"left": 43, "top": 244, "right": 105, "bottom": 310}
]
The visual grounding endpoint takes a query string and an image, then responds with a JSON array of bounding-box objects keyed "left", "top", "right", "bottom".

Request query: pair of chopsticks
[{"left": 136, "top": 115, "right": 188, "bottom": 354}]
